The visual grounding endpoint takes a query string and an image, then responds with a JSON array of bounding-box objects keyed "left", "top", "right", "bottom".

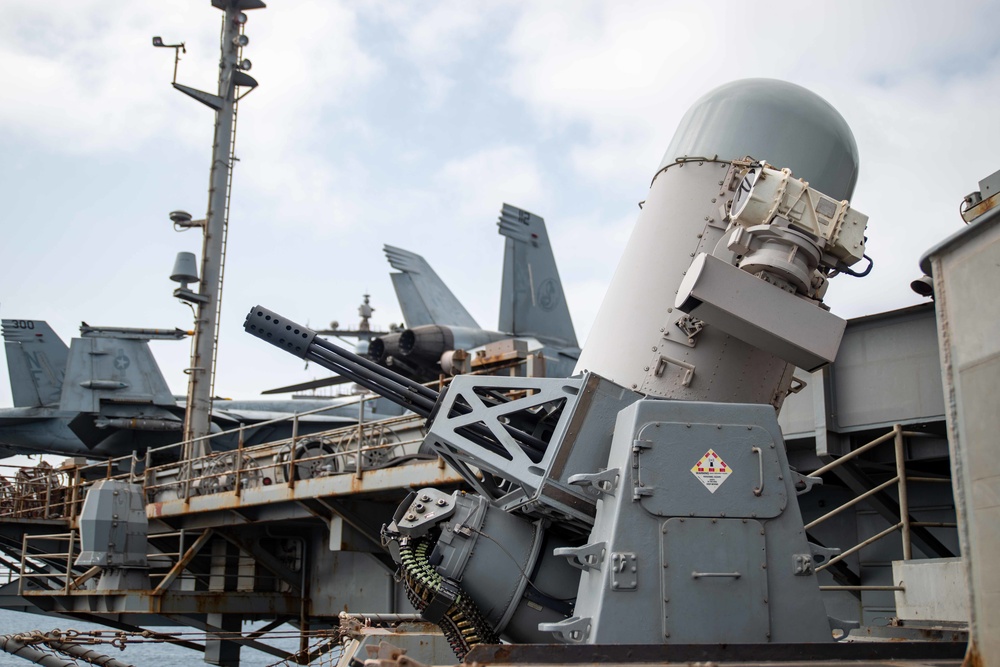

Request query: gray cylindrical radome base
[{"left": 575, "top": 79, "right": 860, "bottom": 404}]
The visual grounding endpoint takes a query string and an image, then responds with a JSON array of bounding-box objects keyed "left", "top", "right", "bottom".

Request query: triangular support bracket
[{"left": 173, "top": 83, "right": 223, "bottom": 111}]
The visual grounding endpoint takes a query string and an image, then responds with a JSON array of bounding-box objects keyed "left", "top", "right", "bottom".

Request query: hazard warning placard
[{"left": 690, "top": 449, "right": 732, "bottom": 493}]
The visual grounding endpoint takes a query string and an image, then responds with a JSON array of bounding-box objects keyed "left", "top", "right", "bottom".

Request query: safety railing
[
  {"left": 0, "top": 462, "right": 85, "bottom": 521},
  {"left": 806, "top": 424, "right": 956, "bottom": 593},
  {"left": 0, "top": 355, "right": 536, "bottom": 526},
  {"left": 17, "top": 528, "right": 298, "bottom": 597}
]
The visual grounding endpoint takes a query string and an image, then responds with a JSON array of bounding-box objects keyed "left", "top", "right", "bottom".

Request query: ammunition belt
[{"left": 397, "top": 537, "right": 498, "bottom": 659}]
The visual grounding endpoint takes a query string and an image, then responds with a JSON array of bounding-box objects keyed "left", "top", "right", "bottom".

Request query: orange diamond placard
[{"left": 690, "top": 449, "right": 732, "bottom": 493}]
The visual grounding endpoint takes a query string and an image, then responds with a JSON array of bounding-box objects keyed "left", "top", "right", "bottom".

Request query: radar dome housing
[{"left": 660, "top": 78, "right": 859, "bottom": 200}]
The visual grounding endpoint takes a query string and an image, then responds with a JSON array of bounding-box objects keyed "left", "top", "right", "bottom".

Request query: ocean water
[{"left": 0, "top": 607, "right": 322, "bottom": 666}]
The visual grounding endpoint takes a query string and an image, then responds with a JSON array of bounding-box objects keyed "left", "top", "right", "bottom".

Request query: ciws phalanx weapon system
[{"left": 246, "top": 79, "right": 871, "bottom": 659}]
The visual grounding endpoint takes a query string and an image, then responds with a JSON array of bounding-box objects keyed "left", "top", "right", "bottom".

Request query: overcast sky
[{"left": 2, "top": 0, "right": 999, "bottom": 411}]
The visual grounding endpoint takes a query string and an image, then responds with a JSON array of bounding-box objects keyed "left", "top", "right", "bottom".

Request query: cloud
[{"left": 434, "top": 145, "right": 547, "bottom": 221}]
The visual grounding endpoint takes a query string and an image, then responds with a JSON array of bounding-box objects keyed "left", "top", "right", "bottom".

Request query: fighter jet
[
  {"left": 310, "top": 204, "right": 581, "bottom": 388},
  {"left": 0, "top": 320, "right": 390, "bottom": 460}
]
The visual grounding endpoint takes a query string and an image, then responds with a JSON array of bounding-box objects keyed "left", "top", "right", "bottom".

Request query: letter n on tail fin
[
  {"left": 2, "top": 320, "right": 69, "bottom": 407},
  {"left": 497, "top": 204, "right": 578, "bottom": 347}
]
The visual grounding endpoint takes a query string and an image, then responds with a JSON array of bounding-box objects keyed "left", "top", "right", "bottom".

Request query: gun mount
[{"left": 246, "top": 79, "right": 877, "bottom": 660}]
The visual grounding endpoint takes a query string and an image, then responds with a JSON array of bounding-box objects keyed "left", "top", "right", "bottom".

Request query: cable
[{"left": 469, "top": 527, "right": 577, "bottom": 603}]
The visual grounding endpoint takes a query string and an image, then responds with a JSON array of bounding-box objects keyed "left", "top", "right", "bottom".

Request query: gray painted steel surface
[
  {"left": 661, "top": 78, "right": 859, "bottom": 200},
  {"left": 925, "top": 200, "right": 1000, "bottom": 665},
  {"left": 545, "top": 399, "right": 832, "bottom": 644},
  {"left": 574, "top": 159, "right": 797, "bottom": 406},
  {"left": 576, "top": 79, "right": 862, "bottom": 405},
  {"left": 778, "top": 305, "right": 946, "bottom": 439},
  {"left": 676, "top": 253, "right": 847, "bottom": 371}
]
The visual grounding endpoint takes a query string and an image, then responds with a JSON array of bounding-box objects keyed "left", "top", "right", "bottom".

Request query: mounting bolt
[
  {"left": 436, "top": 499, "right": 447, "bottom": 507},
  {"left": 405, "top": 513, "right": 416, "bottom": 521},
  {"left": 420, "top": 494, "right": 431, "bottom": 502}
]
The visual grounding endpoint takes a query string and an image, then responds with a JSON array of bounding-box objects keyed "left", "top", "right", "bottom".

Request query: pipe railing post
[
  {"left": 235, "top": 424, "right": 245, "bottom": 499},
  {"left": 64, "top": 530, "right": 75, "bottom": 594},
  {"left": 355, "top": 396, "right": 365, "bottom": 480},
  {"left": 893, "top": 424, "right": 912, "bottom": 560},
  {"left": 18, "top": 533, "right": 28, "bottom": 596},
  {"left": 289, "top": 416, "right": 300, "bottom": 491}
]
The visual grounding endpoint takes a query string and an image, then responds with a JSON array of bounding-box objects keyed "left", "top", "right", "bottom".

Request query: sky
[{"left": 2, "top": 0, "right": 999, "bottom": 413}]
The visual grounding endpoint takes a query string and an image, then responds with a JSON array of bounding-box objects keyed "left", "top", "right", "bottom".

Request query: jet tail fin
[
  {"left": 497, "top": 204, "right": 578, "bottom": 347},
  {"left": 383, "top": 245, "right": 480, "bottom": 329},
  {"left": 2, "top": 320, "right": 69, "bottom": 407}
]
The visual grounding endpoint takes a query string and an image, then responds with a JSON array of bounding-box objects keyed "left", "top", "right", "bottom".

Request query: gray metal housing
[
  {"left": 922, "top": 193, "right": 1000, "bottom": 663},
  {"left": 576, "top": 79, "right": 861, "bottom": 403},
  {"left": 542, "top": 398, "right": 833, "bottom": 644},
  {"left": 661, "top": 78, "right": 859, "bottom": 200},
  {"left": 76, "top": 480, "right": 149, "bottom": 569}
]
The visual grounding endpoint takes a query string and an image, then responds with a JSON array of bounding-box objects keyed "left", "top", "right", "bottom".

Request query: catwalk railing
[{"left": 806, "top": 424, "right": 956, "bottom": 593}]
